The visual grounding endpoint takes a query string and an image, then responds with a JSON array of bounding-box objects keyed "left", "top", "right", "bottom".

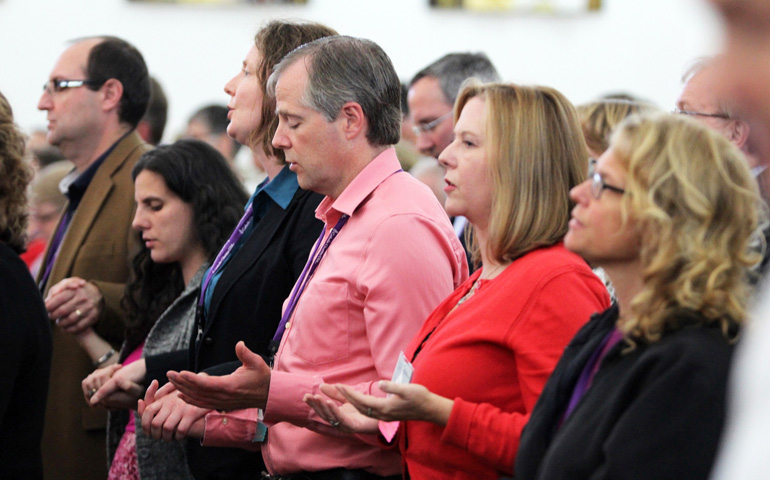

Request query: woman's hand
[
  {"left": 304, "top": 381, "right": 455, "bottom": 433},
  {"left": 337, "top": 381, "right": 454, "bottom": 426},
  {"left": 82, "top": 363, "right": 122, "bottom": 406},
  {"left": 88, "top": 359, "right": 147, "bottom": 410},
  {"left": 303, "top": 383, "right": 380, "bottom": 434}
]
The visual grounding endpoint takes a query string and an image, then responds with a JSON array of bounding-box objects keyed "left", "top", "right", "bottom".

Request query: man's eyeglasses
[
  {"left": 588, "top": 160, "right": 625, "bottom": 199},
  {"left": 411, "top": 111, "right": 452, "bottom": 136},
  {"left": 672, "top": 108, "right": 731, "bottom": 120},
  {"left": 42, "top": 79, "right": 104, "bottom": 95}
]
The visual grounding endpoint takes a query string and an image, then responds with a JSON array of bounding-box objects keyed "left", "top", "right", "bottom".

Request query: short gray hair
[
  {"left": 267, "top": 35, "right": 401, "bottom": 146},
  {"left": 681, "top": 55, "right": 737, "bottom": 118},
  {"left": 410, "top": 52, "right": 500, "bottom": 105}
]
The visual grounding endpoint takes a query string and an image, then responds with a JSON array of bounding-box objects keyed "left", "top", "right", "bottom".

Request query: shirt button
[
  {"left": 286, "top": 322, "right": 291, "bottom": 329},
  {"left": 222, "top": 418, "right": 228, "bottom": 425}
]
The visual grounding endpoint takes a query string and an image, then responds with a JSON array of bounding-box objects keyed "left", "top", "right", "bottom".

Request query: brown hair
[
  {"left": 0, "top": 92, "right": 34, "bottom": 254},
  {"left": 250, "top": 20, "right": 338, "bottom": 162}
]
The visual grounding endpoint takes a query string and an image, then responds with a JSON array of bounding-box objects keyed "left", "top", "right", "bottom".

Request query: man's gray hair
[
  {"left": 681, "top": 55, "right": 737, "bottom": 118},
  {"left": 267, "top": 35, "right": 401, "bottom": 146},
  {"left": 410, "top": 52, "right": 500, "bottom": 105}
]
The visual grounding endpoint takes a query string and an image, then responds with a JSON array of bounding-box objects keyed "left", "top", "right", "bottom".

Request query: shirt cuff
[
  {"left": 440, "top": 397, "right": 475, "bottom": 449},
  {"left": 264, "top": 370, "right": 319, "bottom": 424},
  {"left": 202, "top": 409, "right": 262, "bottom": 451}
]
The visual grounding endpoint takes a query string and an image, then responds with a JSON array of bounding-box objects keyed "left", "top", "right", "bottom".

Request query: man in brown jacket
[{"left": 36, "top": 36, "right": 151, "bottom": 480}]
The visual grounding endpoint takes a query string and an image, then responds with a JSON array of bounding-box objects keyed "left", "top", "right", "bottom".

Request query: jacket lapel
[
  {"left": 205, "top": 198, "right": 290, "bottom": 332},
  {"left": 42, "top": 132, "right": 145, "bottom": 294}
]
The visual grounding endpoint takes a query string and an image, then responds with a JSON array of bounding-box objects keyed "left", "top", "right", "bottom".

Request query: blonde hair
[
  {"left": 0, "top": 92, "right": 33, "bottom": 254},
  {"left": 612, "top": 113, "right": 760, "bottom": 342},
  {"left": 577, "top": 99, "right": 658, "bottom": 157},
  {"left": 455, "top": 82, "right": 588, "bottom": 265}
]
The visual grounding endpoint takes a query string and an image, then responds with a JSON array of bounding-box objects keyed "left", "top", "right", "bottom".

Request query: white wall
[{"left": 0, "top": 0, "right": 723, "bottom": 143}]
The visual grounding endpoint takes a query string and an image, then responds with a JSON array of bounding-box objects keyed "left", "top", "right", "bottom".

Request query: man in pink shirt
[{"left": 140, "top": 36, "right": 468, "bottom": 479}]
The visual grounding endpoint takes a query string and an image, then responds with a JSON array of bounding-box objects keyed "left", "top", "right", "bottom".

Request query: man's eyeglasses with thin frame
[
  {"left": 42, "top": 79, "right": 104, "bottom": 95},
  {"left": 588, "top": 160, "right": 625, "bottom": 199},
  {"left": 411, "top": 111, "right": 452, "bottom": 136},
  {"left": 672, "top": 108, "right": 731, "bottom": 120}
]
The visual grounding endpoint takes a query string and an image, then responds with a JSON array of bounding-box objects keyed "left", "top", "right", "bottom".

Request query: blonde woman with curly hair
[
  {"left": 515, "top": 112, "right": 762, "bottom": 480},
  {"left": 0, "top": 91, "right": 52, "bottom": 479}
]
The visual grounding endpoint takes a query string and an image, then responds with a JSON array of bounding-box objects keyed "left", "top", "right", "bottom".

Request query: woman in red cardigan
[{"left": 304, "top": 82, "right": 611, "bottom": 479}]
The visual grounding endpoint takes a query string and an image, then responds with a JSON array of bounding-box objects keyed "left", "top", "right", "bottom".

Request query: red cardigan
[{"left": 398, "top": 243, "right": 610, "bottom": 479}]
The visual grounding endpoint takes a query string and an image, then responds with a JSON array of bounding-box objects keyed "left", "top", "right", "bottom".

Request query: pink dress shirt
[{"left": 202, "top": 148, "right": 468, "bottom": 475}]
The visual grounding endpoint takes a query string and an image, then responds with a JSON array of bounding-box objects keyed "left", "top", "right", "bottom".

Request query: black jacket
[
  {"left": 515, "top": 304, "right": 735, "bottom": 480},
  {"left": 0, "top": 243, "right": 52, "bottom": 480}
]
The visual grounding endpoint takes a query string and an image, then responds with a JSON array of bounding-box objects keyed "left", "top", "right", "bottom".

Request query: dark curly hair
[
  {"left": 0, "top": 92, "right": 33, "bottom": 254},
  {"left": 121, "top": 139, "right": 248, "bottom": 355}
]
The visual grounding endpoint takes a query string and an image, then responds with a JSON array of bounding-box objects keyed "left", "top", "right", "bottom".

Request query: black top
[
  {"left": 515, "top": 304, "right": 735, "bottom": 480},
  {"left": 0, "top": 243, "right": 52, "bottom": 479}
]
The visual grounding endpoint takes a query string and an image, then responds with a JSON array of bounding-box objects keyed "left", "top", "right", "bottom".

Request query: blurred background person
[
  {"left": 22, "top": 160, "right": 71, "bottom": 275},
  {"left": 304, "top": 82, "right": 610, "bottom": 479},
  {"left": 576, "top": 98, "right": 659, "bottom": 161},
  {"left": 82, "top": 139, "right": 247, "bottom": 480},
  {"left": 183, "top": 103, "right": 267, "bottom": 189},
  {"left": 0, "top": 91, "right": 52, "bottom": 480},
  {"left": 515, "top": 113, "right": 760, "bottom": 480},
  {"left": 136, "top": 76, "right": 168, "bottom": 147}
]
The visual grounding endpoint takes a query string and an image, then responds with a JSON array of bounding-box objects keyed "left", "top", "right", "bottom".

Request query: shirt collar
[
  {"left": 316, "top": 147, "right": 402, "bottom": 224},
  {"left": 247, "top": 164, "right": 299, "bottom": 210},
  {"left": 61, "top": 132, "right": 132, "bottom": 210}
]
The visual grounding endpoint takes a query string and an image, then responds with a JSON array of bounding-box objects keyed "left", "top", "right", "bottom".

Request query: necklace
[{"left": 455, "top": 279, "right": 482, "bottom": 307}]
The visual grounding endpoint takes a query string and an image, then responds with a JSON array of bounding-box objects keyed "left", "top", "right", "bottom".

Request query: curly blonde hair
[
  {"left": 611, "top": 113, "right": 761, "bottom": 342},
  {"left": 0, "top": 92, "right": 33, "bottom": 254}
]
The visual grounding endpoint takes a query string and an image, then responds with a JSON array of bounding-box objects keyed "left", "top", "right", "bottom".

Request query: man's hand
[
  {"left": 168, "top": 341, "right": 271, "bottom": 411},
  {"left": 89, "top": 359, "right": 147, "bottom": 409},
  {"left": 46, "top": 277, "right": 104, "bottom": 334},
  {"left": 139, "top": 380, "right": 208, "bottom": 441}
]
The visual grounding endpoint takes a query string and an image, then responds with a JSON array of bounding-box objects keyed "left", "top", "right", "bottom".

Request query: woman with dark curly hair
[
  {"left": 81, "top": 139, "right": 247, "bottom": 479},
  {"left": 0, "top": 91, "right": 53, "bottom": 479},
  {"left": 515, "top": 112, "right": 763, "bottom": 480}
]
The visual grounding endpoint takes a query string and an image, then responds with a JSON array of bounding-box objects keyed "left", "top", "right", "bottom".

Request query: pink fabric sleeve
[{"left": 201, "top": 409, "right": 261, "bottom": 451}]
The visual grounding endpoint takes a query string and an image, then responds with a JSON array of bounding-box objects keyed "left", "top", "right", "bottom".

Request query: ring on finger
[
  {"left": 367, "top": 407, "right": 372, "bottom": 417},
  {"left": 88, "top": 387, "right": 98, "bottom": 398},
  {"left": 75, "top": 309, "right": 83, "bottom": 318},
  {"left": 330, "top": 419, "right": 340, "bottom": 427}
]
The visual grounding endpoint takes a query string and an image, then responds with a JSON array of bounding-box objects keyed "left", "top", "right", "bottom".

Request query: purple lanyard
[
  {"left": 198, "top": 203, "right": 254, "bottom": 307},
  {"left": 268, "top": 213, "right": 350, "bottom": 359},
  {"left": 39, "top": 209, "right": 73, "bottom": 291},
  {"left": 560, "top": 327, "right": 623, "bottom": 426}
]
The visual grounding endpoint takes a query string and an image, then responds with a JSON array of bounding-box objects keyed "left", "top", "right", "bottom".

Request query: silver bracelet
[{"left": 94, "top": 348, "right": 116, "bottom": 367}]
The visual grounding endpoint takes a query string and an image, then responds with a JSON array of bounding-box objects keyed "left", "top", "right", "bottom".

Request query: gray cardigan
[{"left": 107, "top": 265, "right": 207, "bottom": 480}]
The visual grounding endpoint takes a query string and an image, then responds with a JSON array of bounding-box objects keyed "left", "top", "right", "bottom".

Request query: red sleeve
[{"left": 441, "top": 268, "right": 609, "bottom": 472}]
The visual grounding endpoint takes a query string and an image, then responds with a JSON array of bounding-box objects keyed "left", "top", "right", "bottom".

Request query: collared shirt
[
  {"left": 202, "top": 147, "right": 468, "bottom": 475},
  {"left": 202, "top": 165, "right": 299, "bottom": 316},
  {"left": 39, "top": 134, "right": 126, "bottom": 291}
]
